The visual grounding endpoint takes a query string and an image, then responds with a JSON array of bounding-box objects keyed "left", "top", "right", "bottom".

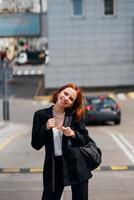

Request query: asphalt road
[{"left": 0, "top": 95, "right": 134, "bottom": 200}]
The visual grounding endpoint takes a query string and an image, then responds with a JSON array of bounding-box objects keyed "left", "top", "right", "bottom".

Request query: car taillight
[
  {"left": 86, "top": 105, "right": 93, "bottom": 111},
  {"left": 115, "top": 104, "right": 120, "bottom": 109}
]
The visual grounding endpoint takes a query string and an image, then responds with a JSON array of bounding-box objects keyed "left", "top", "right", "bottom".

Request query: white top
[{"left": 52, "top": 127, "right": 63, "bottom": 156}]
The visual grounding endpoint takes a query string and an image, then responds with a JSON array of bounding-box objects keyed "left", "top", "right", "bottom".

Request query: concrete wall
[{"left": 46, "top": 0, "right": 134, "bottom": 88}]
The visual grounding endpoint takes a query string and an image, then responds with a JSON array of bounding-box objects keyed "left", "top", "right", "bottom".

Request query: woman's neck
[{"left": 53, "top": 104, "right": 65, "bottom": 114}]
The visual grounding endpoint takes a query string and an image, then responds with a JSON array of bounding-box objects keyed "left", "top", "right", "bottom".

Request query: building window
[
  {"left": 104, "top": 0, "right": 114, "bottom": 15},
  {"left": 72, "top": 0, "right": 83, "bottom": 16}
]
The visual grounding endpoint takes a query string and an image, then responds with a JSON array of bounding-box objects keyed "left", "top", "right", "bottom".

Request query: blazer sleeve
[
  {"left": 31, "top": 111, "right": 50, "bottom": 150},
  {"left": 71, "top": 117, "right": 91, "bottom": 146}
]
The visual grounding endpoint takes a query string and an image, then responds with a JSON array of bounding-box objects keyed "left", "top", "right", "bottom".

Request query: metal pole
[
  {"left": 3, "top": 69, "right": 10, "bottom": 121},
  {"left": 5, "top": 70, "right": 8, "bottom": 101},
  {"left": 40, "top": 0, "right": 42, "bottom": 13}
]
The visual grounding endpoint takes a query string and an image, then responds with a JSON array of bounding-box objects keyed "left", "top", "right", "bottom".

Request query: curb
[
  {"left": 0, "top": 166, "right": 134, "bottom": 173},
  {"left": 0, "top": 168, "right": 42, "bottom": 173},
  {"left": 96, "top": 165, "right": 134, "bottom": 171}
]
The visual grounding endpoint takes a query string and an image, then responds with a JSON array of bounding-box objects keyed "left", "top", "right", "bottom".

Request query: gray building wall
[
  {"left": 41, "top": 12, "right": 48, "bottom": 37},
  {"left": 46, "top": 0, "right": 134, "bottom": 89}
]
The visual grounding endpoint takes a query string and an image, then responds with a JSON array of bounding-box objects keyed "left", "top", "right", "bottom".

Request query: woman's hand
[
  {"left": 61, "top": 126, "right": 75, "bottom": 138},
  {"left": 46, "top": 118, "right": 55, "bottom": 130}
]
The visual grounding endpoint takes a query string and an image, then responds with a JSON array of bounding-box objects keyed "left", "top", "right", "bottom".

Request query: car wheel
[{"left": 114, "top": 118, "right": 121, "bottom": 125}]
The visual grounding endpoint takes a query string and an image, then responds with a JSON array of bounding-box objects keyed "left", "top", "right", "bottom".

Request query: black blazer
[{"left": 31, "top": 105, "right": 92, "bottom": 191}]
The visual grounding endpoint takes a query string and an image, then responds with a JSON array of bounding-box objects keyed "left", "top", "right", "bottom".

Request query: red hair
[
  {"left": 51, "top": 83, "right": 85, "bottom": 120},
  {"left": 0, "top": 52, "right": 7, "bottom": 60}
]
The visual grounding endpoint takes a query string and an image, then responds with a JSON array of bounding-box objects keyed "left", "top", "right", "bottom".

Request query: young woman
[{"left": 31, "top": 83, "right": 93, "bottom": 200}]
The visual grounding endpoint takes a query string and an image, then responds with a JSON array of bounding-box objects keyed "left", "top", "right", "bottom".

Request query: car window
[
  {"left": 91, "top": 99, "right": 101, "bottom": 105},
  {"left": 85, "top": 97, "right": 116, "bottom": 107},
  {"left": 102, "top": 97, "right": 116, "bottom": 107},
  {"left": 86, "top": 98, "right": 102, "bottom": 107}
]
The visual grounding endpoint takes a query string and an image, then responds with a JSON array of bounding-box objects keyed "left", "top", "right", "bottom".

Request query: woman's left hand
[{"left": 61, "top": 126, "right": 75, "bottom": 138}]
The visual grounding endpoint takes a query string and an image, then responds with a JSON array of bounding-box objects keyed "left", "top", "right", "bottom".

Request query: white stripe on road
[{"left": 107, "top": 130, "right": 134, "bottom": 164}]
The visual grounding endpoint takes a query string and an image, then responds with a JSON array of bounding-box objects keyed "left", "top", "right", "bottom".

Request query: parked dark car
[{"left": 84, "top": 95, "right": 121, "bottom": 125}]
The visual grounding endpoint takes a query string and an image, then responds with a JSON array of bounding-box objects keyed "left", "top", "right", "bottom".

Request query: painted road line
[
  {"left": 100, "top": 166, "right": 127, "bottom": 171},
  {"left": 0, "top": 132, "right": 27, "bottom": 151},
  {"left": 2, "top": 168, "right": 20, "bottom": 173},
  {"left": 110, "top": 166, "right": 128, "bottom": 170},
  {"left": 107, "top": 130, "right": 134, "bottom": 164},
  {"left": 117, "top": 133, "right": 134, "bottom": 154},
  {"left": 30, "top": 168, "right": 43, "bottom": 173}
]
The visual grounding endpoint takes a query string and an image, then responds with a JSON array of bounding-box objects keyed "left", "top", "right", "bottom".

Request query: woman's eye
[
  {"left": 64, "top": 92, "right": 68, "bottom": 96},
  {"left": 69, "top": 97, "right": 73, "bottom": 102}
]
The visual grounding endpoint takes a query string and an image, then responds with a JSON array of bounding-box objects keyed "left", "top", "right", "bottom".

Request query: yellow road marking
[
  {"left": 3, "top": 168, "right": 20, "bottom": 173},
  {"left": 30, "top": 168, "right": 43, "bottom": 173},
  {"left": 110, "top": 166, "right": 128, "bottom": 170},
  {"left": 0, "top": 132, "right": 27, "bottom": 151}
]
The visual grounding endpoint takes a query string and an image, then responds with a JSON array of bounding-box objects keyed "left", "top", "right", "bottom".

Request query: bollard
[{"left": 3, "top": 100, "right": 10, "bottom": 121}]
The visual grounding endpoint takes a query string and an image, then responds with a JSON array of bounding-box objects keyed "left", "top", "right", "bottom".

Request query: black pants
[{"left": 42, "top": 156, "right": 88, "bottom": 200}]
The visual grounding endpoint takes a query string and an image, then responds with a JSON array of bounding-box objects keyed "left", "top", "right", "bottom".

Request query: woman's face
[{"left": 56, "top": 87, "right": 77, "bottom": 108}]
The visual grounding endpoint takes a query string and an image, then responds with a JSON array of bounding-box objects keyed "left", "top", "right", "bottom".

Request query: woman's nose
[{"left": 64, "top": 96, "right": 69, "bottom": 102}]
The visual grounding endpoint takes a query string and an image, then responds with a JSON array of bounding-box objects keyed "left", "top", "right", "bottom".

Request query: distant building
[
  {"left": 46, "top": 0, "right": 134, "bottom": 89},
  {"left": 0, "top": 0, "right": 48, "bottom": 51}
]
